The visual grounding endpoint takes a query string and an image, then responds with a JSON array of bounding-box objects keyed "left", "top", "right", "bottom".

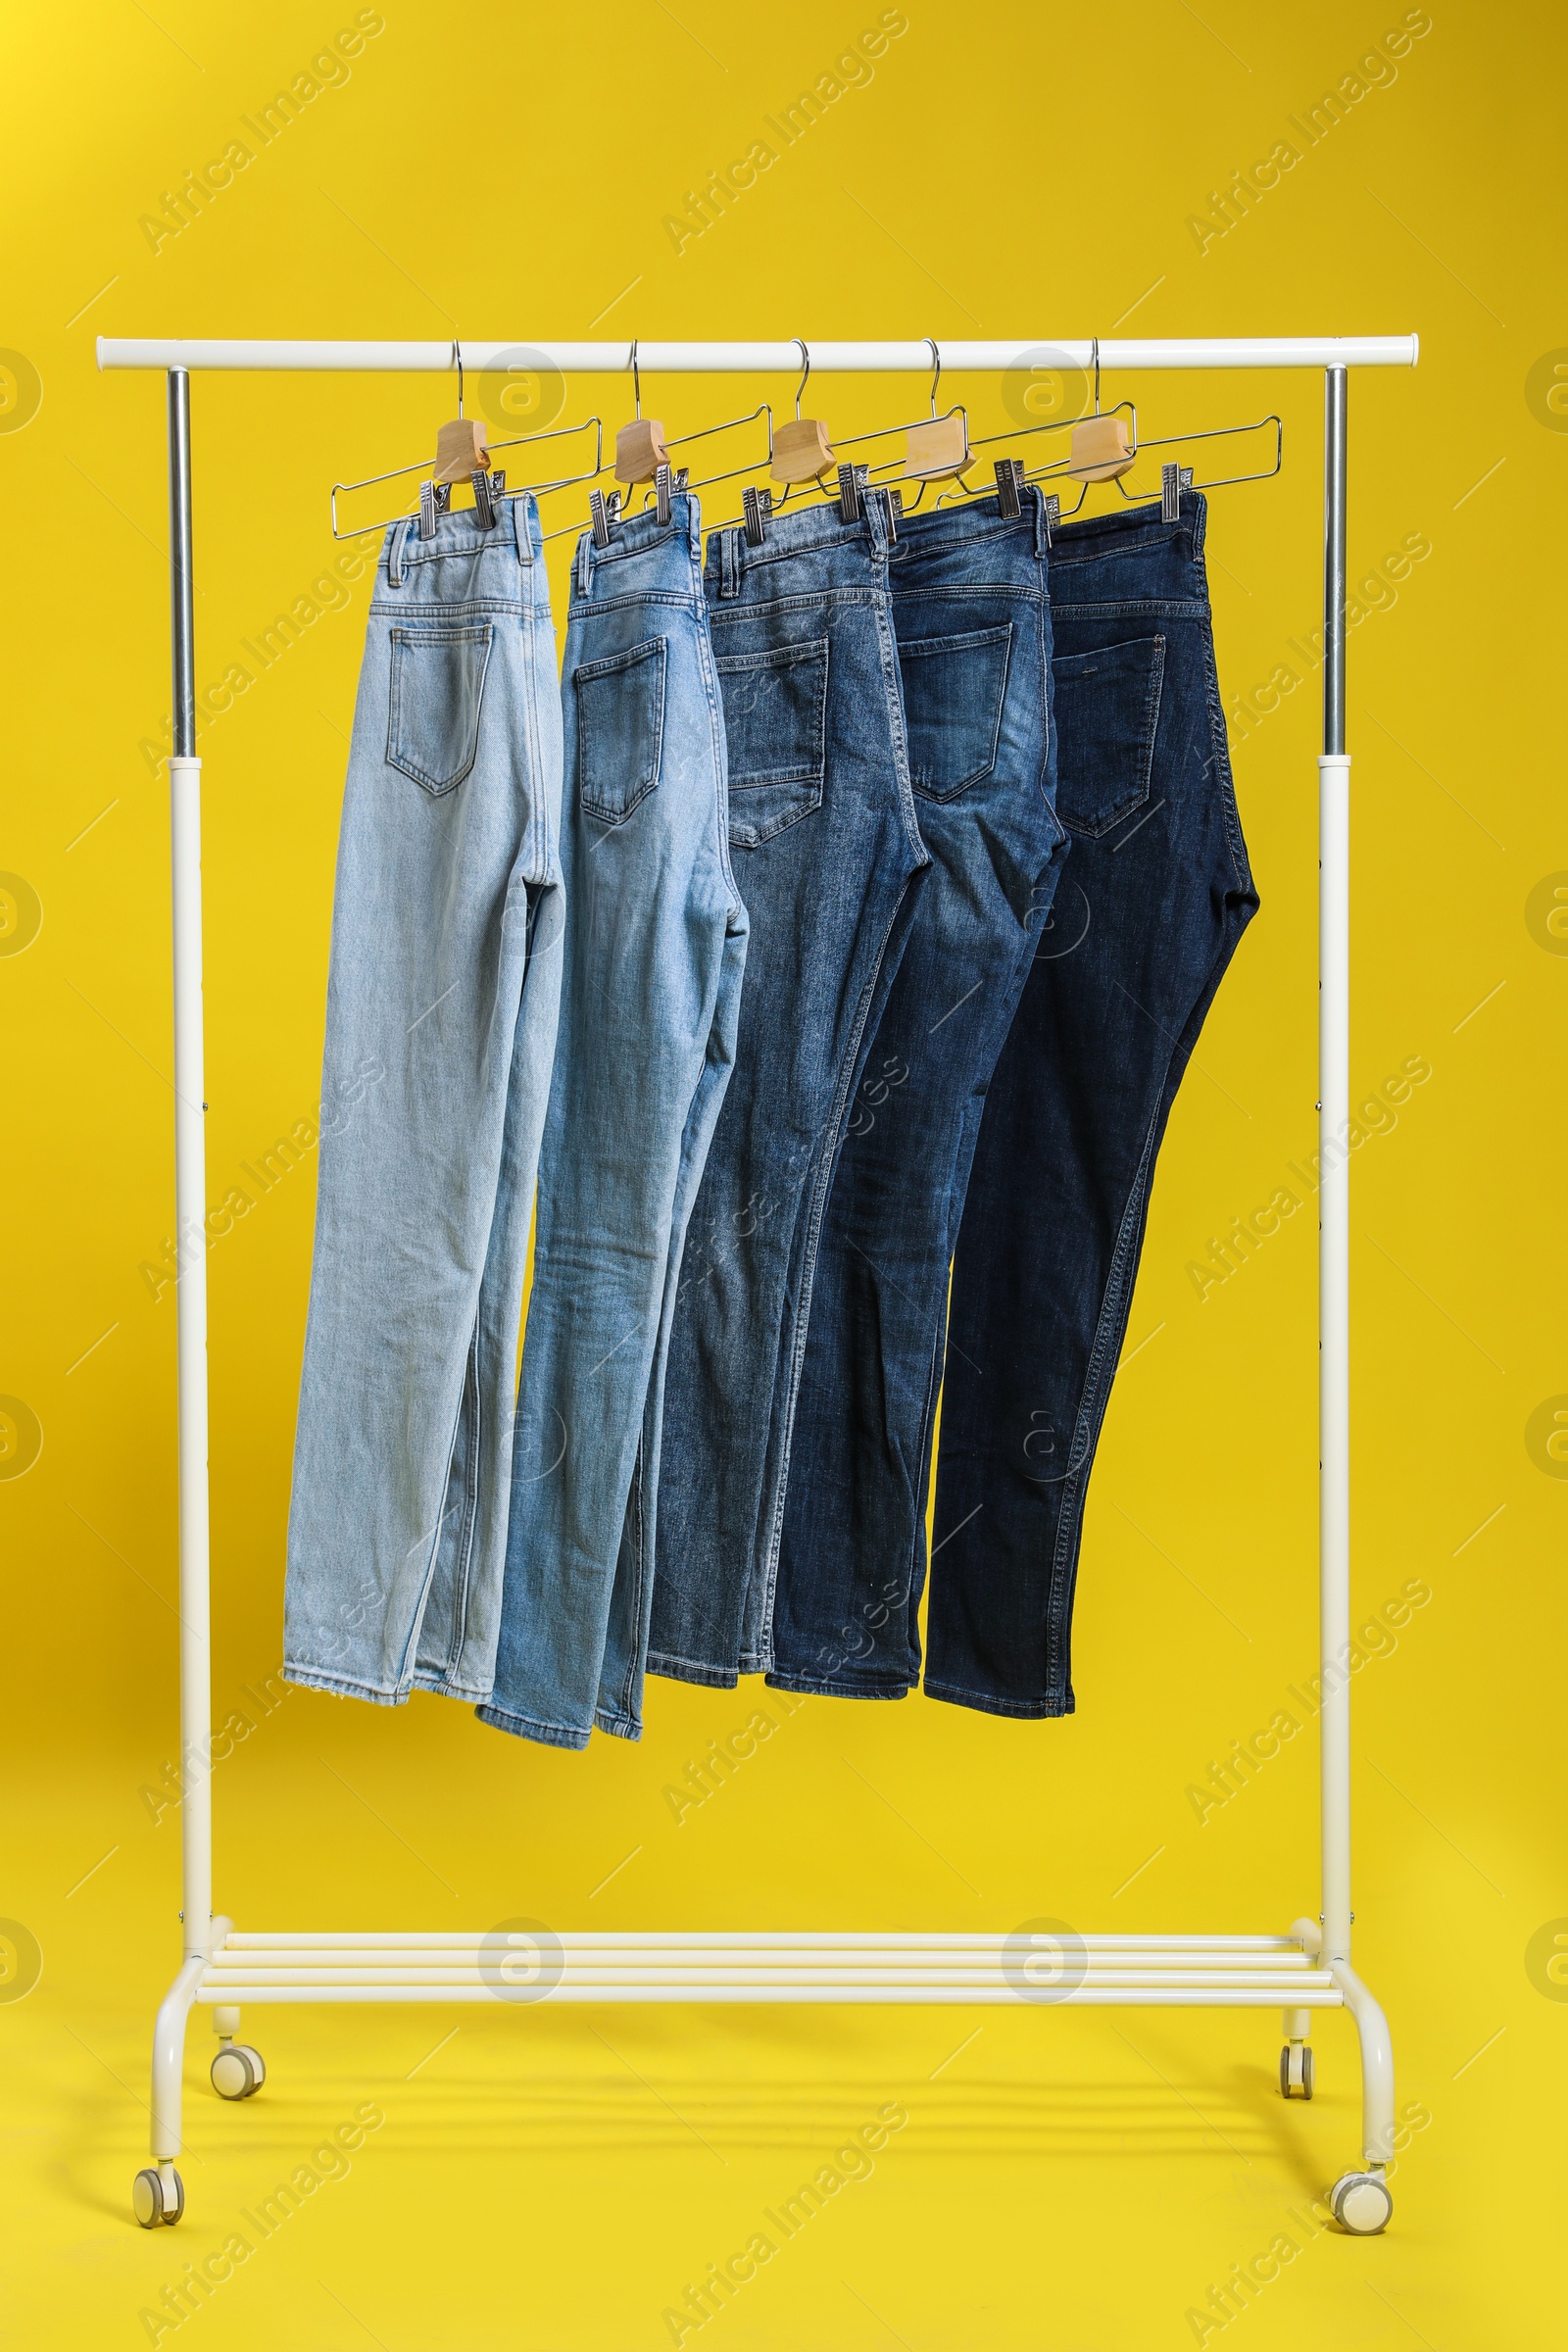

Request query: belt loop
[
  {"left": 385, "top": 518, "right": 410, "bottom": 589},
  {"left": 575, "top": 529, "right": 592, "bottom": 600},
  {"left": 514, "top": 494, "right": 533, "bottom": 567},
  {"left": 685, "top": 490, "right": 703, "bottom": 570},
  {"left": 1031, "top": 484, "right": 1048, "bottom": 562},
  {"left": 719, "top": 526, "right": 740, "bottom": 600},
  {"left": 866, "top": 489, "right": 888, "bottom": 562}
]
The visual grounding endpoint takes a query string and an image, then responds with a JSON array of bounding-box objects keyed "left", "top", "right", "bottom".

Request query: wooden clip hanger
[{"left": 771, "top": 340, "right": 836, "bottom": 485}]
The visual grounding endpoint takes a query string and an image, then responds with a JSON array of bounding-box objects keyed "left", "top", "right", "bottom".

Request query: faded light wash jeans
[
  {"left": 647, "top": 487, "right": 930, "bottom": 1690},
  {"left": 769, "top": 486, "right": 1066, "bottom": 1698},
  {"left": 284, "top": 495, "right": 564, "bottom": 1705},
  {"left": 929, "top": 492, "right": 1259, "bottom": 1717},
  {"left": 478, "top": 493, "right": 748, "bottom": 1751}
]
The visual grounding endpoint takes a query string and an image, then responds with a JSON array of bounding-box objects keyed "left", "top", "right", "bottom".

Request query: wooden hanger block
[
  {"left": 1066, "top": 413, "right": 1135, "bottom": 482},
  {"left": 906, "top": 414, "right": 971, "bottom": 482},
  {"left": 614, "top": 417, "right": 669, "bottom": 486},
  {"left": 771, "top": 416, "right": 836, "bottom": 484},
  {"left": 433, "top": 417, "right": 493, "bottom": 483}
]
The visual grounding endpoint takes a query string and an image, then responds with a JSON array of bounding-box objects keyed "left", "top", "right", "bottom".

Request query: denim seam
[
  {"left": 577, "top": 637, "right": 667, "bottom": 825},
  {"left": 707, "top": 588, "right": 886, "bottom": 623},
  {"left": 434, "top": 1326, "right": 483, "bottom": 1679},
  {"left": 692, "top": 606, "right": 744, "bottom": 916},
  {"left": 765, "top": 1670, "right": 909, "bottom": 1699},
  {"left": 393, "top": 1309, "right": 486, "bottom": 1691},
  {"left": 1051, "top": 599, "right": 1208, "bottom": 618},
  {"left": 385, "top": 621, "right": 495, "bottom": 798},
  {"left": 753, "top": 881, "right": 922, "bottom": 1658},
  {"left": 1199, "top": 610, "right": 1254, "bottom": 898},
  {"left": 283, "top": 1663, "right": 411, "bottom": 1705},
  {"left": 473, "top": 1700, "right": 590, "bottom": 1750},
  {"left": 889, "top": 582, "right": 1045, "bottom": 604},
  {"left": 1040, "top": 1074, "right": 1170, "bottom": 1702},
  {"left": 646, "top": 1647, "right": 740, "bottom": 1689},
  {"left": 870, "top": 595, "right": 929, "bottom": 867},
  {"left": 569, "top": 589, "right": 707, "bottom": 620},
  {"left": 922, "top": 1676, "right": 1072, "bottom": 1720}
]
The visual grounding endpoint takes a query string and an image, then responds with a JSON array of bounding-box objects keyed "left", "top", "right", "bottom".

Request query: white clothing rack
[{"left": 99, "top": 333, "right": 1417, "bottom": 2238}]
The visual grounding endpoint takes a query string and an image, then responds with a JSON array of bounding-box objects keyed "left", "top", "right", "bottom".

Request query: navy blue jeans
[
  {"left": 768, "top": 487, "right": 1066, "bottom": 1696},
  {"left": 926, "top": 492, "right": 1258, "bottom": 1717},
  {"left": 648, "top": 488, "right": 929, "bottom": 1689}
]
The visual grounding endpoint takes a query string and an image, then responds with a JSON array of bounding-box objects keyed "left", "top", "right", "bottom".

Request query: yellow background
[{"left": 3, "top": 1, "right": 1564, "bottom": 2343}]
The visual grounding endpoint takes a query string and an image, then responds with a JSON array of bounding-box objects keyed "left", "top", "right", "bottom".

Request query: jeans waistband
[
  {"left": 571, "top": 489, "right": 706, "bottom": 604},
  {"left": 703, "top": 486, "right": 899, "bottom": 599},
  {"left": 1047, "top": 490, "right": 1209, "bottom": 606},
  {"left": 379, "top": 491, "right": 542, "bottom": 588},
  {"left": 888, "top": 484, "right": 1054, "bottom": 567}
]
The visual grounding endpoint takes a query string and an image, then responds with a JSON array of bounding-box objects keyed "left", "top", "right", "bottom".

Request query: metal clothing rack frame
[{"left": 98, "top": 332, "right": 1418, "bottom": 2237}]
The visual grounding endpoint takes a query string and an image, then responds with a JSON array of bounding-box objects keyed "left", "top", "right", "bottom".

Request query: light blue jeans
[
  {"left": 478, "top": 493, "right": 748, "bottom": 1749},
  {"left": 284, "top": 495, "right": 563, "bottom": 1704}
]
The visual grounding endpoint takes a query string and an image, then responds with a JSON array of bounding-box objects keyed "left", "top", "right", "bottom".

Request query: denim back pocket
[
  {"left": 714, "top": 635, "right": 828, "bottom": 848},
  {"left": 898, "top": 621, "right": 1013, "bottom": 803},
  {"left": 387, "top": 622, "right": 495, "bottom": 796},
  {"left": 1052, "top": 635, "right": 1166, "bottom": 838},
  {"left": 574, "top": 636, "right": 667, "bottom": 824}
]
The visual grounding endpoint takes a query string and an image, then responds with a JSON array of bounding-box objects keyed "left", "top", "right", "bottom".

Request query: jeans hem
[
  {"left": 473, "top": 1702, "right": 590, "bottom": 1750},
  {"left": 593, "top": 1707, "right": 643, "bottom": 1742},
  {"left": 646, "top": 1649, "right": 740, "bottom": 1690},
  {"left": 410, "top": 1667, "right": 492, "bottom": 1701},
  {"left": 922, "top": 1677, "right": 1075, "bottom": 1720},
  {"left": 282, "top": 1662, "right": 411, "bottom": 1706},
  {"left": 764, "top": 1670, "right": 909, "bottom": 1700}
]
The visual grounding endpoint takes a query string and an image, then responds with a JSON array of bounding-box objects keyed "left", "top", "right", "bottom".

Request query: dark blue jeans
[
  {"left": 926, "top": 492, "right": 1258, "bottom": 1717},
  {"left": 647, "top": 488, "right": 930, "bottom": 1689},
  {"left": 767, "top": 487, "right": 1066, "bottom": 1696}
]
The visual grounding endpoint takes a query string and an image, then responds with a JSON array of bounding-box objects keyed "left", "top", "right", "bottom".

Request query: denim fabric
[
  {"left": 476, "top": 495, "right": 748, "bottom": 1750},
  {"left": 768, "top": 487, "right": 1066, "bottom": 1697},
  {"left": 927, "top": 493, "right": 1258, "bottom": 1717},
  {"left": 647, "top": 488, "right": 930, "bottom": 1689},
  {"left": 284, "top": 496, "right": 563, "bottom": 1704}
]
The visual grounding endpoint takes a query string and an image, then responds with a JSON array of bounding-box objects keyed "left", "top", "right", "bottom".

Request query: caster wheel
[
  {"left": 132, "top": 2167, "right": 184, "bottom": 2228},
  {"left": 1329, "top": 2170, "right": 1393, "bottom": 2234},
  {"left": 1280, "top": 2043, "right": 1314, "bottom": 2099},
  {"left": 211, "top": 2042, "right": 266, "bottom": 2100}
]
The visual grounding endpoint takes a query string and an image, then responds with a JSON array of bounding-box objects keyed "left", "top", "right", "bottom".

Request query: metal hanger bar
[{"left": 100, "top": 336, "right": 1420, "bottom": 373}]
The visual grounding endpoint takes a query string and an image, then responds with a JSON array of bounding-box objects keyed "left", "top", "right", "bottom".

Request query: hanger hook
[
  {"left": 927, "top": 336, "right": 941, "bottom": 417},
  {"left": 1091, "top": 336, "right": 1101, "bottom": 416},
  {"left": 793, "top": 336, "right": 809, "bottom": 420},
  {"left": 630, "top": 338, "right": 642, "bottom": 420}
]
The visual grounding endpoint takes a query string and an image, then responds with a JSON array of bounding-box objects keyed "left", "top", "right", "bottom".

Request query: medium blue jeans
[
  {"left": 284, "top": 496, "right": 563, "bottom": 1704},
  {"left": 768, "top": 486, "right": 1066, "bottom": 1697},
  {"left": 478, "top": 495, "right": 748, "bottom": 1750},
  {"left": 928, "top": 493, "right": 1259, "bottom": 1717},
  {"left": 647, "top": 489, "right": 930, "bottom": 1690}
]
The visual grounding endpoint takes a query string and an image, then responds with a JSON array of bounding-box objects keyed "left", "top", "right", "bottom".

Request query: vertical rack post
[
  {"left": 168, "top": 368, "right": 213, "bottom": 1963},
  {"left": 1318, "top": 368, "right": 1351, "bottom": 1966}
]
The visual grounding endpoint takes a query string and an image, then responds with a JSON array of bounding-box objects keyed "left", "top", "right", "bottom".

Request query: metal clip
[
  {"left": 837, "top": 462, "right": 868, "bottom": 523},
  {"left": 885, "top": 485, "right": 902, "bottom": 543},
  {"left": 1043, "top": 491, "right": 1060, "bottom": 547},
  {"left": 655, "top": 462, "right": 673, "bottom": 525},
  {"left": 471, "top": 468, "right": 500, "bottom": 531},
  {"left": 742, "top": 484, "right": 771, "bottom": 548},
  {"left": 418, "top": 480, "right": 438, "bottom": 540},
  {"left": 589, "top": 487, "right": 619, "bottom": 549},
  {"left": 1161, "top": 462, "right": 1194, "bottom": 523},
  {"left": 994, "top": 457, "right": 1024, "bottom": 519}
]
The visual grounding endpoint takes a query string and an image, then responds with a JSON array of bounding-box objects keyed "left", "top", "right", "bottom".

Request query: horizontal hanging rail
[{"left": 98, "top": 334, "right": 1419, "bottom": 374}]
